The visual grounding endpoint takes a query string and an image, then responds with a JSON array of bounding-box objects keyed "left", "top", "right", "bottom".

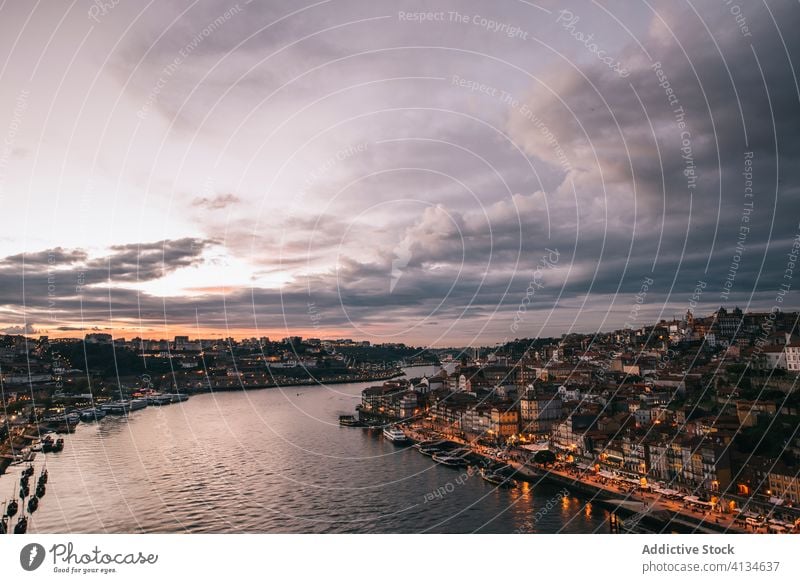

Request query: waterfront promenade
[
  {"left": 514, "top": 463, "right": 749, "bottom": 534},
  {"left": 402, "top": 424, "right": 749, "bottom": 534}
]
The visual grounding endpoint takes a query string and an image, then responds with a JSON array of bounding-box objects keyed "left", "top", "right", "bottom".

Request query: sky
[{"left": 0, "top": 0, "right": 798, "bottom": 346}]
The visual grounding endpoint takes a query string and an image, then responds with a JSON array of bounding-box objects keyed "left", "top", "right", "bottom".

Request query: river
[{"left": 1, "top": 366, "right": 609, "bottom": 533}]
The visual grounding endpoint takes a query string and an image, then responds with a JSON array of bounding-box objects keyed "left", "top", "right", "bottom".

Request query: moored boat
[
  {"left": 418, "top": 439, "right": 459, "bottom": 456},
  {"left": 480, "top": 467, "right": 518, "bottom": 488},
  {"left": 79, "top": 407, "right": 107, "bottom": 422},
  {"left": 432, "top": 452, "right": 467, "bottom": 467},
  {"left": 414, "top": 439, "right": 446, "bottom": 450},
  {"left": 146, "top": 394, "right": 174, "bottom": 406},
  {"left": 338, "top": 415, "right": 362, "bottom": 427},
  {"left": 382, "top": 427, "right": 411, "bottom": 444},
  {"left": 41, "top": 411, "right": 80, "bottom": 433},
  {"left": 101, "top": 401, "right": 130, "bottom": 415},
  {"left": 41, "top": 435, "right": 55, "bottom": 452},
  {"left": 14, "top": 515, "right": 28, "bottom": 534}
]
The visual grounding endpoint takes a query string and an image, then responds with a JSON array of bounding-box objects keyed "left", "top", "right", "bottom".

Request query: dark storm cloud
[
  {"left": 0, "top": 323, "right": 38, "bottom": 335},
  {"left": 0, "top": 248, "right": 89, "bottom": 268},
  {"left": 0, "top": 238, "right": 212, "bottom": 310},
  {"left": 83, "top": 238, "right": 214, "bottom": 283},
  {"left": 504, "top": 1, "right": 800, "bottom": 323},
  {"left": 1, "top": 1, "right": 799, "bottom": 342}
]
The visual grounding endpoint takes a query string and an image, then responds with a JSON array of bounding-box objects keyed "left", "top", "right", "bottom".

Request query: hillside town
[
  {"left": 0, "top": 332, "right": 437, "bottom": 472},
  {"left": 355, "top": 307, "right": 800, "bottom": 531},
  {"left": 0, "top": 333, "right": 436, "bottom": 395}
]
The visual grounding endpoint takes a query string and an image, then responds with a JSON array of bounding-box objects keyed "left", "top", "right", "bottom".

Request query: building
[
  {"left": 785, "top": 342, "right": 800, "bottom": 372},
  {"left": 398, "top": 392, "right": 419, "bottom": 419},
  {"left": 490, "top": 405, "right": 519, "bottom": 440},
  {"left": 735, "top": 399, "right": 777, "bottom": 427},
  {"left": 430, "top": 400, "right": 468, "bottom": 436},
  {"left": 551, "top": 414, "right": 596, "bottom": 459},
  {"left": 360, "top": 382, "right": 413, "bottom": 419},
  {"left": 768, "top": 468, "right": 800, "bottom": 505},
  {"left": 758, "top": 346, "right": 787, "bottom": 370},
  {"left": 519, "top": 391, "right": 562, "bottom": 434},
  {"left": 462, "top": 404, "right": 493, "bottom": 437}
]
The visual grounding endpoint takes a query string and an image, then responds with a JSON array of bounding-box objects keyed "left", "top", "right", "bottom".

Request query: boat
[
  {"left": 101, "top": 401, "right": 130, "bottom": 415},
  {"left": 38, "top": 469, "right": 48, "bottom": 485},
  {"left": 382, "top": 427, "right": 411, "bottom": 444},
  {"left": 54, "top": 421, "right": 78, "bottom": 433},
  {"left": 41, "top": 411, "right": 80, "bottom": 433},
  {"left": 480, "top": 467, "right": 518, "bottom": 488},
  {"left": 13, "top": 450, "right": 36, "bottom": 464},
  {"left": 338, "top": 415, "right": 362, "bottom": 427},
  {"left": 41, "top": 412, "right": 77, "bottom": 424},
  {"left": 41, "top": 435, "right": 55, "bottom": 452},
  {"left": 0, "top": 517, "right": 6, "bottom": 534},
  {"left": 6, "top": 499, "right": 18, "bottom": 517},
  {"left": 146, "top": 394, "right": 174, "bottom": 406},
  {"left": 166, "top": 393, "right": 189, "bottom": 403},
  {"left": 414, "top": 439, "right": 449, "bottom": 451},
  {"left": 36, "top": 484, "right": 45, "bottom": 498},
  {"left": 14, "top": 515, "right": 28, "bottom": 534},
  {"left": 129, "top": 398, "right": 148, "bottom": 411},
  {"left": 53, "top": 438, "right": 64, "bottom": 453},
  {"left": 79, "top": 407, "right": 107, "bottom": 422},
  {"left": 27, "top": 496, "right": 38, "bottom": 513},
  {"left": 432, "top": 452, "right": 467, "bottom": 467},
  {"left": 418, "top": 440, "right": 459, "bottom": 456},
  {"left": 461, "top": 452, "right": 490, "bottom": 468}
]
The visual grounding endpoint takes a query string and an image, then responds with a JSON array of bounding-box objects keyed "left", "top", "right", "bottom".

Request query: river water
[{"left": 2, "top": 366, "right": 609, "bottom": 533}]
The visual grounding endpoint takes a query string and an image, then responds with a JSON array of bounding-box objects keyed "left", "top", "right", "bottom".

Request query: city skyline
[{"left": 3, "top": 305, "right": 797, "bottom": 352}]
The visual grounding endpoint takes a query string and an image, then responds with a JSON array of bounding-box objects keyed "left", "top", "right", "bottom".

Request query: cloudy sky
[{"left": 0, "top": 0, "right": 797, "bottom": 345}]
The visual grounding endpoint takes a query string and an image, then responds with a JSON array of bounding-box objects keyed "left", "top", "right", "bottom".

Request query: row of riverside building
[{"left": 357, "top": 307, "right": 800, "bottom": 520}]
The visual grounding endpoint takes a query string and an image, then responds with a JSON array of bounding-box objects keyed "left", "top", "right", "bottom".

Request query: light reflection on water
[{"left": 2, "top": 367, "right": 608, "bottom": 533}]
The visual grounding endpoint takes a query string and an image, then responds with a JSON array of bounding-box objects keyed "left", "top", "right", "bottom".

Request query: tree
[{"left": 534, "top": 450, "right": 556, "bottom": 465}]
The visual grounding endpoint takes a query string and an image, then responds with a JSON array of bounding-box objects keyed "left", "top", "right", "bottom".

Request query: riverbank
[
  {"left": 0, "top": 423, "right": 41, "bottom": 475},
  {"left": 513, "top": 464, "right": 746, "bottom": 534},
  {"left": 8, "top": 369, "right": 610, "bottom": 534},
  {"left": 0, "top": 369, "right": 409, "bottom": 474},
  {"left": 176, "top": 368, "right": 408, "bottom": 394},
  {"left": 401, "top": 424, "right": 747, "bottom": 534}
]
